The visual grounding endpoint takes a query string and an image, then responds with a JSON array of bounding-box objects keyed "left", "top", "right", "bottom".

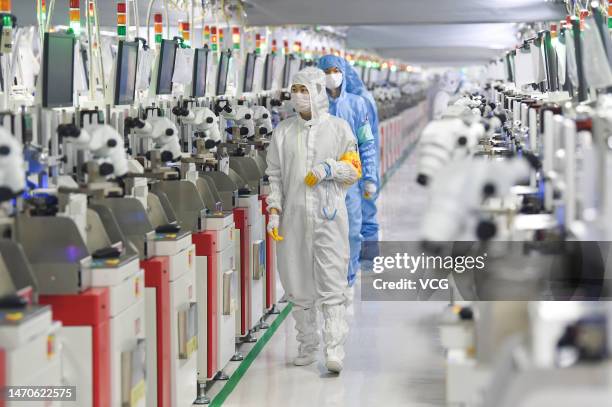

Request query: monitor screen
[
  {"left": 263, "top": 54, "right": 275, "bottom": 90},
  {"left": 114, "top": 40, "right": 139, "bottom": 105},
  {"left": 42, "top": 32, "right": 75, "bottom": 108},
  {"left": 216, "top": 51, "right": 231, "bottom": 96},
  {"left": 156, "top": 39, "right": 177, "bottom": 95},
  {"left": 192, "top": 47, "right": 209, "bottom": 97},
  {"left": 243, "top": 52, "right": 256, "bottom": 93},
  {"left": 282, "top": 55, "right": 294, "bottom": 88}
]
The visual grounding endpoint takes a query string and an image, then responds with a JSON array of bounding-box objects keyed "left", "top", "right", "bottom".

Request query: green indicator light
[
  {"left": 117, "top": 25, "right": 126, "bottom": 37},
  {"left": 155, "top": 33, "right": 162, "bottom": 43},
  {"left": 212, "top": 43, "right": 218, "bottom": 52},
  {"left": 233, "top": 43, "right": 240, "bottom": 50}
]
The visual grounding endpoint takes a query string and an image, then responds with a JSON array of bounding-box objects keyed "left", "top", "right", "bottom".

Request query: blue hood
[{"left": 318, "top": 55, "right": 348, "bottom": 97}]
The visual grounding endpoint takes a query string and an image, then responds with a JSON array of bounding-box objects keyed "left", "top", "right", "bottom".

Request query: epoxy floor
[{"left": 223, "top": 148, "right": 447, "bottom": 407}]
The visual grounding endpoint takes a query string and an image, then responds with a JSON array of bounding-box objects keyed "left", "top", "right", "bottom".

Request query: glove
[
  {"left": 304, "top": 163, "right": 331, "bottom": 187},
  {"left": 267, "top": 213, "right": 284, "bottom": 241},
  {"left": 363, "top": 181, "right": 377, "bottom": 200}
]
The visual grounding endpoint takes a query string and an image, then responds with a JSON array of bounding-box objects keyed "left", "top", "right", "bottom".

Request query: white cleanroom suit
[{"left": 265, "top": 67, "right": 361, "bottom": 372}]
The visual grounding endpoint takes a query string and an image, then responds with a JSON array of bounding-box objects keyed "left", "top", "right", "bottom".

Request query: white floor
[{"left": 223, "top": 148, "right": 448, "bottom": 407}]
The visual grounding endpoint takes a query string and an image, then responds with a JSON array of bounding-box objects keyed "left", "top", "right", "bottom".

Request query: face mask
[
  {"left": 325, "top": 73, "right": 343, "bottom": 90},
  {"left": 291, "top": 92, "right": 311, "bottom": 113}
]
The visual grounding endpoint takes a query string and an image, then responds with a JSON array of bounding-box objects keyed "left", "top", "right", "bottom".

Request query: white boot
[
  {"left": 292, "top": 307, "right": 319, "bottom": 366},
  {"left": 322, "top": 304, "right": 348, "bottom": 373}
]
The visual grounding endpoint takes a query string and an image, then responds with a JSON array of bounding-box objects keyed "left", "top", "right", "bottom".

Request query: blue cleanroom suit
[{"left": 318, "top": 55, "right": 377, "bottom": 286}]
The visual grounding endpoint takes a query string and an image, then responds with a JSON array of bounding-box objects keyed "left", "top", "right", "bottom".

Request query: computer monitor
[
  {"left": 156, "top": 39, "right": 177, "bottom": 95},
  {"left": 282, "top": 55, "right": 294, "bottom": 88},
  {"left": 263, "top": 54, "right": 275, "bottom": 90},
  {"left": 216, "top": 50, "right": 231, "bottom": 96},
  {"left": 42, "top": 32, "right": 75, "bottom": 108},
  {"left": 192, "top": 47, "right": 209, "bottom": 97},
  {"left": 242, "top": 52, "right": 256, "bottom": 93},
  {"left": 114, "top": 40, "right": 139, "bottom": 105}
]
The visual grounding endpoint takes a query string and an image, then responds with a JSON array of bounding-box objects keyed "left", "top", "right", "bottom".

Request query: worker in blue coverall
[
  {"left": 318, "top": 55, "right": 377, "bottom": 287},
  {"left": 342, "top": 60, "right": 380, "bottom": 257}
]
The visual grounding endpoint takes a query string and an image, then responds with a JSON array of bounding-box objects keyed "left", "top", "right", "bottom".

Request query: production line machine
[
  {"left": 418, "top": 13, "right": 612, "bottom": 405},
  {"left": 0, "top": 9, "right": 310, "bottom": 403}
]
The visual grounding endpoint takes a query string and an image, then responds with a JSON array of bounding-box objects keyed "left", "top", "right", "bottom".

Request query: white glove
[{"left": 363, "top": 181, "right": 377, "bottom": 200}]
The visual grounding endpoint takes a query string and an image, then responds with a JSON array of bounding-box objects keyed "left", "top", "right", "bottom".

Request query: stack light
[
  {"left": 0, "top": 0, "right": 10, "bottom": 13},
  {"left": 211, "top": 26, "right": 218, "bottom": 52},
  {"left": 293, "top": 41, "right": 302, "bottom": 55},
  {"left": 69, "top": 0, "right": 81, "bottom": 35},
  {"left": 40, "top": 0, "right": 46, "bottom": 26},
  {"left": 204, "top": 25, "right": 210, "bottom": 44},
  {"left": 550, "top": 23, "right": 558, "bottom": 38},
  {"left": 579, "top": 9, "right": 588, "bottom": 30},
  {"left": 219, "top": 28, "right": 224, "bottom": 49},
  {"left": 117, "top": 1, "right": 126, "bottom": 39},
  {"left": 182, "top": 21, "right": 190, "bottom": 46},
  {"left": 255, "top": 33, "right": 262, "bottom": 55},
  {"left": 232, "top": 27, "right": 240, "bottom": 50},
  {"left": 154, "top": 13, "right": 163, "bottom": 45},
  {"left": 283, "top": 39, "right": 289, "bottom": 55},
  {"left": 609, "top": 0, "right": 612, "bottom": 30},
  {"left": 271, "top": 39, "right": 277, "bottom": 55}
]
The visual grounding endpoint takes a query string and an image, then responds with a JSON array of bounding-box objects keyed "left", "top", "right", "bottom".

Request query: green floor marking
[{"left": 209, "top": 302, "right": 293, "bottom": 406}]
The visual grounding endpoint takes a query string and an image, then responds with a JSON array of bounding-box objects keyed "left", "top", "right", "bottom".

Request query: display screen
[
  {"left": 42, "top": 32, "right": 75, "bottom": 108},
  {"left": 216, "top": 51, "right": 231, "bottom": 96},
  {"left": 243, "top": 52, "right": 256, "bottom": 93},
  {"left": 156, "top": 39, "right": 177, "bottom": 95},
  {"left": 192, "top": 47, "right": 209, "bottom": 97},
  {"left": 264, "top": 54, "right": 274, "bottom": 90},
  {"left": 282, "top": 55, "right": 294, "bottom": 88},
  {"left": 114, "top": 40, "right": 139, "bottom": 105}
]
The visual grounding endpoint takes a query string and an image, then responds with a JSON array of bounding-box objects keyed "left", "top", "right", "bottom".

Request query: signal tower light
[
  {"left": 211, "top": 26, "right": 218, "bottom": 52},
  {"left": 182, "top": 21, "right": 190, "bottom": 46},
  {"left": 154, "top": 13, "right": 163, "bottom": 45},
  {"left": 117, "top": 1, "right": 126, "bottom": 39},
  {"left": 255, "top": 33, "right": 261, "bottom": 55},
  {"left": 232, "top": 27, "right": 240, "bottom": 50},
  {"left": 204, "top": 25, "right": 210, "bottom": 44}
]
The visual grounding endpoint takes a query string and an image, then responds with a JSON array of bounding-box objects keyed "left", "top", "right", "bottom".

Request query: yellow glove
[
  {"left": 304, "top": 171, "right": 319, "bottom": 187},
  {"left": 267, "top": 213, "right": 284, "bottom": 241},
  {"left": 304, "top": 164, "right": 329, "bottom": 187},
  {"left": 268, "top": 228, "right": 284, "bottom": 241}
]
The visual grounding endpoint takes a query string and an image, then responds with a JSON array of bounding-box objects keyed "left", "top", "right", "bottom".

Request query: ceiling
[
  {"left": 12, "top": 0, "right": 566, "bottom": 66},
  {"left": 244, "top": 0, "right": 565, "bottom": 66}
]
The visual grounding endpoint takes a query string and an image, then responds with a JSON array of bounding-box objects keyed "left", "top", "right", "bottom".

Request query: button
[
  {"left": 166, "top": 233, "right": 176, "bottom": 239},
  {"left": 6, "top": 312, "right": 23, "bottom": 322},
  {"left": 105, "top": 259, "right": 120, "bottom": 266}
]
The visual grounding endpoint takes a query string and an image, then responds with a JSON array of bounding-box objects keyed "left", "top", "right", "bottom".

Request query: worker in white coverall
[{"left": 265, "top": 67, "right": 362, "bottom": 373}]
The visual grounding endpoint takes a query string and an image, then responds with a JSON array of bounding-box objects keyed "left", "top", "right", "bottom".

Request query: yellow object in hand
[
  {"left": 268, "top": 227, "right": 284, "bottom": 241},
  {"left": 304, "top": 171, "right": 319, "bottom": 187}
]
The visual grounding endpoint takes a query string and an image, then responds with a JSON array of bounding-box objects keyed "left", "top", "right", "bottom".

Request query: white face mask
[
  {"left": 291, "top": 92, "right": 311, "bottom": 113},
  {"left": 325, "top": 73, "right": 343, "bottom": 90}
]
